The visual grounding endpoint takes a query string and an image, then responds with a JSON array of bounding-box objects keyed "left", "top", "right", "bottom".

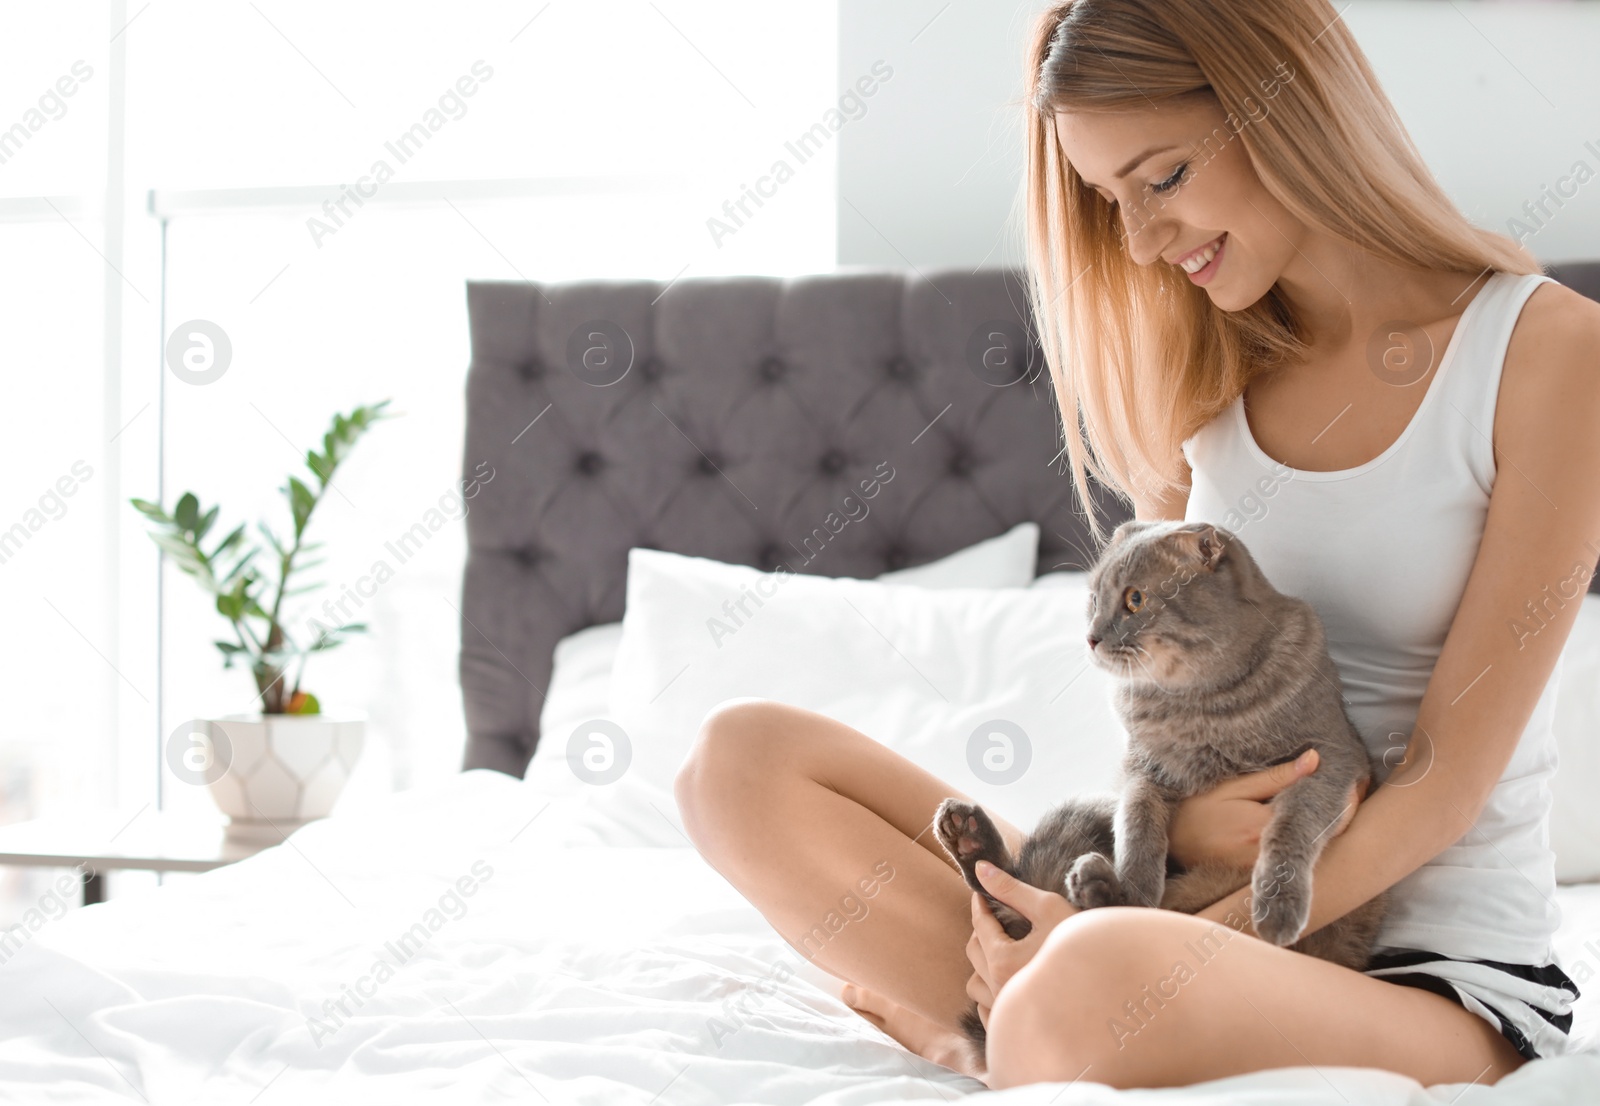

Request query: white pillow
[
  {"left": 608, "top": 551, "right": 1122, "bottom": 834},
  {"left": 523, "top": 524, "right": 1041, "bottom": 818},
  {"left": 528, "top": 523, "right": 1039, "bottom": 773},
  {"left": 874, "top": 520, "right": 1040, "bottom": 589}
]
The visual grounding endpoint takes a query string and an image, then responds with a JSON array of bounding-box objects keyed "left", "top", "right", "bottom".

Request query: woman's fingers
[
  {"left": 973, "top": 860, "right": 1053, "bottom": 922},
  {"left": 966, "top": 970, "right": 994, "bottom": 1011},
  {"left": 970, "top": 888, "right": 1007, "bottom": 941},
  {"left": 1219, "top": 747, "right": 1319, "bottom": 801}
]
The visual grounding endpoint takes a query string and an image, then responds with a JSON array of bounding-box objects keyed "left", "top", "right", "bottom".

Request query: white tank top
[{"left": 1182, "top": 269, "right": 1564, "bottom": 964}]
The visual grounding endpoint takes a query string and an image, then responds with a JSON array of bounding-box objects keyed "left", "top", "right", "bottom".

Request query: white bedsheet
[{"left": 1, "top": 770, "right": 1596, "bottom": 1104}]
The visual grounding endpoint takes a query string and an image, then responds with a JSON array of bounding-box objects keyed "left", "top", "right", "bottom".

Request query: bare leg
[
  {"left": 987, "top": 906, "right": 1527, "bottom": 1090},
  {"left": 674, "top": 697, "right": 1025, "bottom": 1072}
]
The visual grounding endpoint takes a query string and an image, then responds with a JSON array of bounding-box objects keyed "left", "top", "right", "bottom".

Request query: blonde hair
[{"left": 1022, "top": 0, "right": 1540, "bottom": 541}]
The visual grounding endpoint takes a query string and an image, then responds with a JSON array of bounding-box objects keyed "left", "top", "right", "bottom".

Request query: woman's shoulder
[
  {"left": 1495, "top": 276, "right": 1600, "bottom": 477},
  {"left": 1497, "top": 276, "right": 1600, "bottom": 428},
  {"left": 1505, "top": 277, "right": 1600, "bottom": 375}
]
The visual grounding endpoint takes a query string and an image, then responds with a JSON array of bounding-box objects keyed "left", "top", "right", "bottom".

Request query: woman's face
[{"left": 1054, "top": 95, "right": 1302, "bottom": 312}]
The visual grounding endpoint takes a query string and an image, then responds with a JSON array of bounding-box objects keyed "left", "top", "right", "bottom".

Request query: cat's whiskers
[{"left": 1127, "top": 642, "right": 1171, "bottom": 691}]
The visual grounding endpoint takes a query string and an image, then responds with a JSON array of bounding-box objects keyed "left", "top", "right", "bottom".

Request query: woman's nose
[{"left": 1121, "top": 209, "right": 1169, "bottom": 267}]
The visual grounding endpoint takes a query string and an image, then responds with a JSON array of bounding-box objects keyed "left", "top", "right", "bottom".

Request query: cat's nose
[{"left": 1086, "top": 634, "right": 1100, "bottom": 650}]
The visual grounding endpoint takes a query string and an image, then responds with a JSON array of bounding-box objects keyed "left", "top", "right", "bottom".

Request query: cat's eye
[{"left": 1123, "top": 587, "right": 1144, "bottom": 613}]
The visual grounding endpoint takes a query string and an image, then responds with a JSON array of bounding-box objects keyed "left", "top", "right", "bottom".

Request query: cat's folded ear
[
  {"left": 1170, "top": 522, "right": 1227, "bottom": 571},
  {"left": 1109, "top": 519, "right": 1157, "bottom": 546}
]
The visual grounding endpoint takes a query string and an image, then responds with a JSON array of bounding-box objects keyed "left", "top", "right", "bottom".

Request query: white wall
[{"left": 838, "top": 0, "right": 1600, "bottom": 269}]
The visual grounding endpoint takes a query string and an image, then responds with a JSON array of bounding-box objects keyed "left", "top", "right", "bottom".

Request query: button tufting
[
  {"left": 697, "top": 453, "right": 723, "bottom": 475},
  {"left": 758, "top": 542, "right": 787, "bottom": 570},
  {"left": 818, "top": 448, "right": 847, "bottom": 474},
  {"left": 512, "top": 545, "right": 541, "bottom": 568},
  {"left": 884, "top": 546, "right": 910, "bottom": 570},
  {"left": 575, "top": 451, "right": 604, "bottom": 476},
  {"left": 886, "top": 355, "right": 913, "bottom": 381},
  {"left": 640, "top": 356, "right": 664, "bottom": 381},
  {"left": 759, "top": 356, "right": 785, "bottom": 382},
  {"left": 517, "top": 357, "right": 544, "bottom": 381},
  {"left": 948, "top": 451, "right": 975, "bottom": 477}
]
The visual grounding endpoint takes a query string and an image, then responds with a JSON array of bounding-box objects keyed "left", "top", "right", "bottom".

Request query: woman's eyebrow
[{"left": 1079, "top": 143, "right": 1183, "bottom": 190}]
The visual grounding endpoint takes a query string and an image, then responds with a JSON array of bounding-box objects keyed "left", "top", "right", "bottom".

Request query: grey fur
[{"left": 933, "top": 520, "right": 1389, "bottom": 1071}]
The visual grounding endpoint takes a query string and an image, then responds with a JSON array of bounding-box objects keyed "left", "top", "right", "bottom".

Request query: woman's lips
[{"left": 1179, "top": 233, "right": 1227, "bottom": 285}]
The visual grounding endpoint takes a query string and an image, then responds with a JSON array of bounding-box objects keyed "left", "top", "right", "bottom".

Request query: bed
[{"left": 3, "top": 266, "right": 1598, "bottom": 1103}]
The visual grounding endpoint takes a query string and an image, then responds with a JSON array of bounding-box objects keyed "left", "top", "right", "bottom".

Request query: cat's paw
[
  {"left": 933, "top": 800, "right": 1005, "bottom": 868},
  {"left": 1065, "top": 852, "right": 1121, "bottom": 909},
  {"left": 1250, "top": 864, "right": 1311, "bottom": 946}
]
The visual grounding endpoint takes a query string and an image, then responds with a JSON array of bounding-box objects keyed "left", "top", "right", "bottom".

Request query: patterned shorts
[{"left": 1364, "top": 947, "right": 1582, "bottom": 1061}]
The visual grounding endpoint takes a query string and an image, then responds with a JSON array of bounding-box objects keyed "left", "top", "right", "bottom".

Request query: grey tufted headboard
[{"left": 456, "top": 268, "right": 1129, "bottom": 776}]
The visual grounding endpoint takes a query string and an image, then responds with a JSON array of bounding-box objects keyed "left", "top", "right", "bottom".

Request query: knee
[
  {"left": 673, "top": 696, "right": 786, "bottom": 832},
  {"left": 985, "top": 908, "right": 1180, "bottom": 1089}
]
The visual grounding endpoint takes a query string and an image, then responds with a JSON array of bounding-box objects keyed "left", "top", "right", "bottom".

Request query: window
[{"left": 1, "top": 0, "right": 838, "bottom": 919}]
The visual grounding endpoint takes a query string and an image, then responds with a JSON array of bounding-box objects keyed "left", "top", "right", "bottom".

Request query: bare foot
[{"left": 839, "top": 982, "right": 984, "bottom": 1079}]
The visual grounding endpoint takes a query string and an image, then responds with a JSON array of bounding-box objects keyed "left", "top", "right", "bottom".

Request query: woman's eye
[
  {"left": 1151, "top": 163, "right": 1188, "bottom": 195},
  {"left": 1123, "top": 587, "right": 1144, "bottom": 612}
]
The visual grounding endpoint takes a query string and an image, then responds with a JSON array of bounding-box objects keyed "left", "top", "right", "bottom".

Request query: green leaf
[
  {"left": 174, "top": 492, "right": 200, "bottom": 533},
  {"left": 219, "top": 548, "right": 258, "bottom": 585},
  {"left": 151, "top": 534, "right": 212, "bottom": 581},
  {"left": 304, "top": 450, "right": 327, "bottom": 486},
  {"left": 195, "top": 505, "right": 220, "bottom": 540},
  {"left": 308, "top": 622, "right": 367, "bottom": 651},
  {"left": 212, "top": 522, "right": 248, "bottom": 559},
  {"left": 216, "top": 591, "right": 244, "bottom": 621},
  {"left": 287, "top": 476, "right": 315, "bottom": 536},
  {"left": 129, "top": 498, "right": 170, "bottom": 523},
  {"left": 257, "top": 521, "right": 286, "bottom": 557}
]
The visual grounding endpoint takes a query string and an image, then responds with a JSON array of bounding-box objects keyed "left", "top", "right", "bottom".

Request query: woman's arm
[
  {"left": 1130, "top": 452, "right": 1192, "bottom": 523},
  {"left": 1199, "top": 284, "right": 1600, "bottom": 937}
]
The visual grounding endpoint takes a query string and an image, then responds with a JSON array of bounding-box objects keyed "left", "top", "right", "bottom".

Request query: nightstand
[{"left": 0, "top": 808, "right": 272, "bottom": 905}]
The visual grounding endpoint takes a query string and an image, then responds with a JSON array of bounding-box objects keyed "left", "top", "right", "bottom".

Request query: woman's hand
[
  {"left": 964, "top": 861, "right": 1078, "bottom": 1027},
  {"left": 1167, "top": 748, "right": 1366, "bottom": 870}
]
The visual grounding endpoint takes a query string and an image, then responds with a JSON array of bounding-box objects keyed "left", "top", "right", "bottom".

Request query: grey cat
[{"left": 933, "top": 519, "right": 1388, "bottom": 1069}]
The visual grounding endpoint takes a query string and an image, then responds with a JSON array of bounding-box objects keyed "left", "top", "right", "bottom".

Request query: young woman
[{"left": 675, "top": 0, "right": 1600, "bottom": 1090}]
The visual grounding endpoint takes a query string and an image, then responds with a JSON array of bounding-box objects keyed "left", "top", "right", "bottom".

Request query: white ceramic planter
[{"left": 199, "top": 714, "right": 365, "bottom": 843}]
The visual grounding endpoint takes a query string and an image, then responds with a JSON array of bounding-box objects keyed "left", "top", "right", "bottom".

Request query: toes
[
  {"left": 1251, "top": 892, "right": 1309, "bottom": 946},
  {"left": 956, "top": 816, "right": 982, "bottom": 858},
  {"left": 1065, "top": 853, "right": 1119, "bottom": 909}
]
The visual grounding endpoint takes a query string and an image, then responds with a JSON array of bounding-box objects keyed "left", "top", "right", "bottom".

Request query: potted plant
[{"left": 131, "top": 401, "right": 393, "bottom": 840}]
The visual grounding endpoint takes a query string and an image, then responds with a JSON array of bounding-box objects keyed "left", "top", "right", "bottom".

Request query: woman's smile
[{"left": 1174, "top": 231, "right": 1227, "bottom": 284}]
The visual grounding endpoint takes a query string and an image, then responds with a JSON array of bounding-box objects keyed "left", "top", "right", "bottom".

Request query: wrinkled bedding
[{"left": 0, "top": 770, "right": 1595, "bottom": 1104}]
